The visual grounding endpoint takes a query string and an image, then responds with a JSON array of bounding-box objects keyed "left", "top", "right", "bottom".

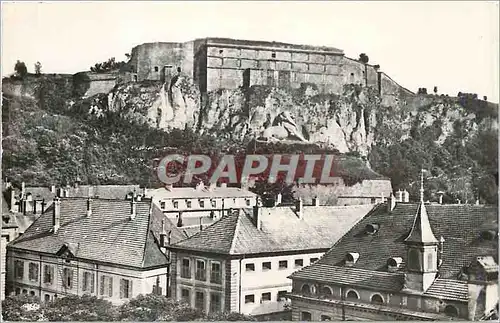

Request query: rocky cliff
[{"left": 2, "top": 74, "right": 498, "bottom": 204}]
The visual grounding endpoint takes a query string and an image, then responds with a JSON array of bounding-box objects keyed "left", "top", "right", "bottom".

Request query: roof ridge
[{"left": 141, "top": 201, "right": 154, "bottom": 267}]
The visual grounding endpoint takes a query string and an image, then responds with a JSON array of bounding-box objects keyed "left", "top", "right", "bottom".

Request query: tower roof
[{"left": 404, "top": 201, "right": 439, "bottom": 244}]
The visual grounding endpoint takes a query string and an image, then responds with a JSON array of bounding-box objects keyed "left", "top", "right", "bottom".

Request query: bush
[
  {"left": 44, "top": 294, "right": 117, "bottom": 321},
  {"left": 14, "top": 60, "right": 28, "bottom": 78},
  {"left": 1, "top": 294, "right": 43, "bottom": 321}
]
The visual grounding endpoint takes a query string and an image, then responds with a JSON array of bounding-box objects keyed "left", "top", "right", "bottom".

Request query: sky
[{"left": 2, "top": 1, "right": 499, "bottom": 102}]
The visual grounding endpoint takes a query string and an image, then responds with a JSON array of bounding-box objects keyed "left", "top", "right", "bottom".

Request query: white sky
[{"left": 2, "top": 1, "right": 499, "bottom": 102}]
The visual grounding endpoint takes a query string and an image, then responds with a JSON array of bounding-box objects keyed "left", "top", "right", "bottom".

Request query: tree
[
  {"left": 483, "top": 96, "right": 488, "bottom": 101},
  {"left": 1, "top": 294, "right": 44, "bottom": 321},
  {"left": 34, "top": 61, "right": 42, "bottom": 75},
  {"left": 433, "top": 86, "right": 438, "bottom": 94},
  {"left": 44, "top": 294, "right": 118, "bottom": 321},
  {"left": 358, "top": 53, "right": 369, "bottom": 64},
  {"left": 14, "top": 60, "right": 28, "bottom": 78}
]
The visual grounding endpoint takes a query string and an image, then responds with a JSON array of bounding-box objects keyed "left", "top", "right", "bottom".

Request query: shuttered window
[
  {"left": 82, "top": 272, "right": 95, "bottom": 293},
  {"left": 28, "top": 263, "right": 39, "bottom": 282},
  {"left": 100, "top": 275, "right": 113, "bottom": 297},
  {"left": 43, "top": 265, "right": 54, "bottom": 284},
  {"left": 63, "top": 268, "right": 73, "bottom": 289},
  {"left": 210, "top": 261, "right": 221, "bottom": 284},
  {"left": 120, "top": 279, "right": 133, "bottom": 299},
  {"left": 14, "top": 260, "right": 24, "bottom": 279}
]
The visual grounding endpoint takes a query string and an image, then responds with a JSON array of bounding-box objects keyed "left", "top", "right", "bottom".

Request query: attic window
[
  {"left": 271, "top": 52, "right": 276, "bottom": 58},
  {"left": 345, "top": 252, "right": 360, "bottom": 267},
  {"left": 365, "top": 223, "right": 380, "bottom": 235},
  {"left": 173, "top": 201, "right": 179, "bottom": 209},
  {"left": 387, "top": 257, "right": 403, "bottom": 272},
  {"left": 219, "top": 49, "right": 224, "bottom": 54},
  {"left": 480, "top": 230, "right": 498, "bottom": 241}
]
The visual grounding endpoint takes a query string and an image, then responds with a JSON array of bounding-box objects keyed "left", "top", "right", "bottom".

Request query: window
[
  {"left": 427, "top": 253, "right": 434, "bottom": 271},
  {"left": 245, "top": 263, "right": 255, "bottom": 272},
  {"left": 262, "top": 262, "right": 271, "bottom": 271},
  {"left": 321, "top": 315, "right": 332, "bottom": 321},
  {"left": 22, "top": 289, "right": 27, "bottom": 294},
  {"left": 295, "top": 259, "right": 304, "bottom": 268},
  {"left": 245, "top": 294, "right": 255, "bottom": 304},
  {"left": 371, "top": 197, "right": 376, "bottom": 204},
  {"left": 301, "top": 284, "right": 311, "bottom": 295},
  {"left": 310, "top": 258, "right": 319, "bottom": 264},
  {"left": 44, "top": 294, "right": 50, "bottom": 302},
  {"left": 408, "top": 249, "right": 421, "bottom": 271},
  {"left": 196, "top": 260, "right": 207, "bottom": 281},
  {"left": 195, "top": 291, "right": 205, "bottom": 310},
  {"left": 28, "top": 263, "right": 39, "bottom": 282},
  {"left": 444, "top": 305, "right": 459, "bottom": 317},
  {"left": 321, "top": 286, "right": 333, "bottom": 296},
  {"left": 261, "top": 292, "right": 271, "bottom": 302},
  {"left": 82, "top": 272, "right": 95, "bottom": 293},
  {"left": 100, "top": 275, "right": 113, "bottom": 297},
  {"left": 301, "top": 312, "right": 312, "bottom": 321},
  {"left": 43, "top": 265, "right": 54, "bottom": 284},
  {"left": 279, "top": 260, "right": 288, "bottom": 269},
  {"left": 371, "top": 294, "right": 384, "bottom": 304},
  {"left": 14, "top": 260, "right": 24, "bottom": 279},
  {"left": 210, "top": 293, "right": 221, "bottom": 313},
  {"left": 181, "top": 288, "right": 190, "bottom": 304},
  {"left": 63, "top": 268, "right": 73, "bottom": 289},
  {"left": 211, "top": 200, "right": 216, "bottom": 208},
  {"left": 199, "top": 200, "right": 205, "bottom": 208},
  {"left": 219, "top": 49, "right": 224, "bottom": 54},
  {"left": 173, "top": 201, "right": 179, "bottom": 209},
  {"left": 346, "top": 290, "right": 359, "bottom": 300},
  {"left": 177, "top": 67, "right": 181, "bottom": 73},
  {"left": 271, "top": 52, "right": 276, "bottom": 58},
  {"left": 120, "top": 279, "right": 132, "bottom": 299},
  {"left": 15, "top": 288, "right": 20, "bottom": 295},
  {"left": 278, "top": 290, "right": 288, "bottom": 301},
  {"left": 186, "top": 200, "right": 192, "bottom": 208},
  {"left": 210, "top": 261, "right": 222, "bottom": 284},
  {"left": 245, "top": 199, "right": 250, "bottom": 206},
  {"left": 154, "top": 66, "right": 159, "bottom": 72},
  {"left": 181, "top": 258, "right": 191, "bottom": 278},
  {"left": 160, "top": 202, "right": 166, "bottom": 209},
  {"left": 30, "top": 291, "right": 35, "bottom": 296}
]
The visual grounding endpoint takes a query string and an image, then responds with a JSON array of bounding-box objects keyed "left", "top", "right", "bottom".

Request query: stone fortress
[{"left": 121, "top": 37, "right": 413, "bottom": 97}]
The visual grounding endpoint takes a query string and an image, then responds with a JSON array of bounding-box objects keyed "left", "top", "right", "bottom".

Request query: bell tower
[{"left": 403, "top": 170, "right": 439, "bottom": 292}]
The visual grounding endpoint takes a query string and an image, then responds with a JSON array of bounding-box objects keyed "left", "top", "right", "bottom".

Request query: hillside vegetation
[{"left": 2, "top": 74, "right": 498, "bottom": 204}]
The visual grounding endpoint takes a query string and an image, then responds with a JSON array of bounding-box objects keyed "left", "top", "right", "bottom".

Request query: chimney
[
  {"left": 221, "top": 183, "right": 227, "bottom": 188},
  {"left": 381, "top": 193, "right": 385, "bottom": 204},
  {"left": 21, "top": 182, "right": 25, "bottom": 199},
  {"left": 387, "top": 194, "right": 396, "bottom": 212},
  {"left": 53, "top": 197, "right": 61, "bottom": 233},
  {"left": 166, "top": 184, "right": 173, "bottom": 191},
  {"left": 437, "top": 191, "right": 444, "bottom": 204},
  {"left": 50, "top": 185, "right": 56, "bottom": 194},
  {"left": 10, "top": 188, "right": 16, "bottom": 213},
  {"left": 209, "top": 183, "right": 216, "bottom": 191},
  {"left": 403, "top": 190, "right": 410, "bottom": 202},
  {"left": 86, "top": 197, "right": 92, "bottom": 217},
  {"left": 253, "top": 205, "right": 262, "bottom": 230},
  {"left": 396, "top": 189, "right": 403, "bottom": 202},
  {"left": 312, "top": 196, "right": 320, "bottom": 207},
  {"left": 276, "top": 193, "right": 282, "bottom": 206},
  {"left": 177, "top": 212, "right": 183, "bottom": 227},
  {"left": 23, "top": 200, "right": 27, "bottom": 215},
  {"left": 160, "top": 220, "right": 167, "bottom": 247},
  {"left": 142, "top": 187, "right": 147, "bottom": 197},
  {"left": 33, "top": 200, "right": 37, "bottom": 215},
  {"left": 88, "top": 186, "right": 94, "bottom": 198},
  {"left": 130, "top": 198, "right": 137, "bottom": 220},
  {"left": 295, "top": 198, "right": 303, "bottom": 219}
]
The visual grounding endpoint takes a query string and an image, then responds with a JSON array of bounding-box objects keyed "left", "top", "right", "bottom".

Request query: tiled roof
[
  {"left": 298, "top": 203, "right": 498, "bottom": 279},
  {"left": 423, "top": 279, "right": 469, "bottom": 302},
  {"left": 12, "top": 185, "right": 141, "bottom": 200},
  {"left": 146, "top": 186, "right": 257, "bottom": 200},
  {"left": 290, "top": 263, "right": 405, "bottom": 292},
  {"left": 8, "top": 198, "right": 186, "bottom": 269},
  {"left": 170, "top": 204, "right": 374, "bottom": 255}
]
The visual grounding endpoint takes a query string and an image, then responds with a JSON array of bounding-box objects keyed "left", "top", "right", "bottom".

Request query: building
[
  {"left": 145, "top": 183, "right": 257, "bottom": 235},
  {"left": 167, "top": 199, "right": 375, "bottom": 319},
  {"left": 2, "top": 196, "right": 19, "bottom": 300},
  {"left": 124, "top": 38, "right": 413, "bottom": 97},
  {"left": 6, "top": 195, "right": 187, "bottom": 304},
  {"left": 287, "top": 190, "right": 498, "bottom": 321}
]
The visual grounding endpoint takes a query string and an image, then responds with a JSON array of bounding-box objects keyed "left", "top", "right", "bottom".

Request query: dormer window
[
  {"left": 211, "top": 200, "right": 217, "bottom": 208},
  {"left": 199, "top": 200, "right": 205, "bottom": 208},
  {"left": 365, "top": 223, "right": 379, "bottom": 235},
  {"left": 345, "top": 253, "right": 360, "bottom": 267},
  {"left": 387, "top": 257, "right": 403, "bottom": 273},
  {"left": 173, "top": 201, "right": 179, "bottom": 209},
  {"left": 186, "top": 200, "right": 192, "bottom": 208},
  {"left": 480, "top": 230, "right": 498, "bottom": 241}
]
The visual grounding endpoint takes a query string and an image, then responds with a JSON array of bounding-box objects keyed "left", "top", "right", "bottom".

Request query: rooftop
[
  {"left": 146, "top": 186, "right": 257, "bottom": 200},
  {"left": 8, "top": 198, "right": 187, "bottom": 268},
  {"left": 289, "top": 202, "right": 498, "bottom": 288},
  {"left": 169, "top": 204, "right": 374, "bottom": 255}
]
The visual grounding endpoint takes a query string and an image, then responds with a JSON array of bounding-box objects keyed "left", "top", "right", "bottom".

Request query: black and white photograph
[{"left": 1, "top": 1, "right": 498, "bottom": 321}]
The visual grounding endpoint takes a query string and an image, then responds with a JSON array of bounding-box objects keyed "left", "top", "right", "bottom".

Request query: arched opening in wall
[
  {"left": 346, "top": 290, "right": 359, "bottom": 300},
  {"left": 320, "top": 286, "right": 333, "bottom": 297},
  {"left": 371, "top": 294, "right": 384, "bottom": 304},
  {"left": 154, "top": 66, "right": 159, "bottom": 72},
  {"left": 177, "top": 67, "right": 181, "bottom": 73},
  {"left": 301, "top": 284, "right": 311, "bottom": 295},
  {"left": 321, "top": 315, "right": 332, "bottom": 321},
  {"left": 301, "top": 312, "right": 312, "bottom": 321},
  {"left": 444, "top": 305, "right": 459, "bottom": 317}
]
